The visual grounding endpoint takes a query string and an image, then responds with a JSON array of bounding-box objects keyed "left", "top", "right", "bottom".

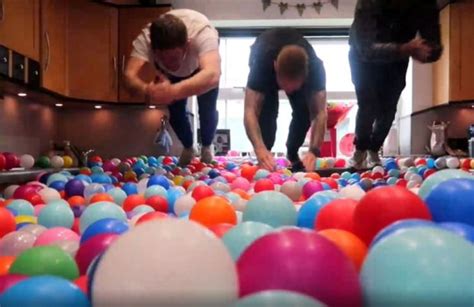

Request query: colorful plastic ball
[
  {"left": 37, "top": 187, "right": 60, "bottom": 204},
  {"left": 105, "top": 188, "right": 126, "bottom": 207},
  {"left": 79, "top": 201, "right": 127, "bottom": 233},
  {"left": 89, "top": 193, "right": 114, "bottom": 204},
  {"left": 235, "top": 290, "right": 325, "bottom": 307},
  {"left": 370, "top": 219, "right": 436, "bottom": 248},
  {"left": 3, "top": 153, "right": 19, "bottom": 170},
  {"left": 297, "top": 194, "right": 331, "bottom": 229},
  {"left": 302, "top": 180, "right": 324, "bottom": 199},
  {"left": 131, "top": 205, "right": 155, "bottom": 216},
  {"left": 189, "top": 196, "right": 237, "bottom": 227},
  {"left": 91, "top": 220, "right": 237, "bottom": 306},
  {"left": 0, "top": 275, "right": 88, "bottom": 307},
  {"left": 122, "top": 195, "right": 146, "bottom": 212},
  {"left": 38, "top": 201, "right": 74, "bottom": 229},
  {"left": 279, "top": 181, "right": 302, "bottom": 201},
  {"left": 0, "top": 153, "right": 6, "bottom": 170},
  {"left": 231, "top": 177, "right": 251, "bottom": 191},
  {"left": 50, "top": 156, "right": 64, "bottom": 169},
  {"left": 75, "top": 233, "right": 118, "bottom": 275},
  {"left": 315, "top": 198, "right": 357, "bottom": 232},
  {"left": 6, "top": 200, "right": 34, "bottom": 216},
  {"left": 80, "top": 218, "right": 128, "bottom": 245},
  {"left": 0, "top": 208, "right": 18, "bottom": 239},
  {"left": 174, "top": 195, "right": 196, "bottom": 217},
  {"left": 0, "top": 231, "right": 36, "bottom": 256},
  {"left": 0, "top": 256, "right": 15, "bottom": 275},
  {"left": 19, "top": 224, "right": 46, "bottom": 237},
  {"left": 34, "top": 227, "right": 79, "bottom": 246},
  {"left": 191, "top": 185, "right": 215, "bottom": 201},
  {"left": 438, "top": 222, "right": 474, "bottom": 243},
  {"left": 144, "top": 195, "right": 168, "bottom": 213},
  {"left": 35, "top": 156, "right": 50, "bottom": 168},
  {"left": 243, "top": 191, "right": 297, "bottom": 228},
  {"left": 237, "top": 228, "right": 361, "bottom": 306},
  {"left": 62, "top": 155, "right": 74, "bottom": 168},
  {"left": 425, "top": 178, "right": 474, "bottom": 226},
  {"left": 9, "top": 246, "right": 79, "bottom": 280},
  {"left": 0, "top": 274, "right": 28, "bottom": 294},
  {"left": 143, "top": 185, "right": 167, "bottom": 200},
  {"left": 254, "top": 179, "right": 275, "bottom": 193},
  {"left": 419, "top": 169, "right": 472, "bottom": 199},
  {"left": 19, "top": 154, "right": 35, "bottom": 169},
  {"left": 12, "top": 185, "right": 38, "bottom": 200},
  {"left": 208, "top": 223, "right": 234, "bottom": 238},
  {"left": 135, "top": 211, "right": 168, "bottom": 225},
  {"left": 121, "top": 182, "right": 137, "bottom": 196},
  {"left": 353, "top": 186, "right": 432, "bottom": 245},
  {"left": 147, "top": 175, "right": 170, "bottom": 190},
  {"left": 361, "top": 227, "right": 474, "bottom": 307}
]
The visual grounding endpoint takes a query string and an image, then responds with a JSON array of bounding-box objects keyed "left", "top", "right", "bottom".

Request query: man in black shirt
[
  {"left": 244, "top": 28, "right": 327, "bottom": 172},
  {"left": 349, "top": 0, "right": 442, "bottom": 169}
]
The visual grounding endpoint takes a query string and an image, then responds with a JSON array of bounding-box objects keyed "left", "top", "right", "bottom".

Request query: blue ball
[
  {"left": 91, "top": 166, "right": 104, "bottom": 174},
  {"left": 90, "top": 174, "right": 112, "bottom": 184},
  {"left": 122, "top": 183, "right": 138, "bottom": 196},
  {"left": 38, "top": 201, "right": 74, "bottom": 228},
  {"left": 208, "top": 169, "right": 220, "bottom": 179},
  {"left": 47, "top": 173, "right": 68, "bottom": 186},
  {"left": 337, "top": 178, "right": 348, "bottom": 187},
  {"left": 75, "top": 174, "right": 92, "bottom": 184},
  {"left": 133, "top": 167, "right": 145, "bottom": 177},
  {"left": 426, "top": 158, "right": 435, "bottom": 169},
  {"left": 350, "top": 173, "right": 361, "bottom": 181},
  {"left": 387, "top": 169, "right": 400, "bottom": 178},
  {"left": 439, "top": 222, "right": 474, "bottom": 243},
  {"left": 384, "top": 160, "right": 398, "bottom": 171},
  {"left": 297, "top": 194, "right": 332, "bottom": 229},
  {"left": 80, "top": 201, "right": 127, "bottom": 233},
  {"left": 371, "top": 219, "right": 436, "bottom": 247},
  {"left": 167, "top": 187, "right": 184, "bottom": 213},
  {"left": 147, "top": 175, "right": 170, "bottom": 190},
  {"left": 7, "top": 199, "right": 34, "bottom": 216},
  {"left": 0, "top": 276, "right": 89, "bottom": 307},
  {"left": 107, "top": 188, "right": 127, "bottom": 206},
  {"left": 49, "top": 181, "right": 66, "bottom": 191},
  {"left": 222, "top": 222, "right": 273, "bottom": 261},
  {"left": 226, "top": 162, "right": 236, "bottom": 170},
  {"left": 425, "top": 178, "right": 474, "bottom": 225},
  {"left": 80, "top": 218, "right": 129, "bottom": 244}
]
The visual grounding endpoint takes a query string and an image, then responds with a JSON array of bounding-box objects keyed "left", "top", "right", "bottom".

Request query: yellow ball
[
  {"left": 15, "top": 215, "right": 37, "bottom": 225},
  {"left": 282, "top": 169, "right": 292, "bottom": 176},
  {"left": 63, "top": 155, "right": 74, "bottom": 168},
  {"left": 173, "top": 175, "right": 184, "bottom": 186}
]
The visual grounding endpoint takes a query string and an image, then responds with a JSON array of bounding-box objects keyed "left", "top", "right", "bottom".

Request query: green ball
[
  {"left": 36, "top": 156, "right": 51, "bottom": 168},
  {"left": 9, "top": 246, "right": 79, "bottom": 280}
]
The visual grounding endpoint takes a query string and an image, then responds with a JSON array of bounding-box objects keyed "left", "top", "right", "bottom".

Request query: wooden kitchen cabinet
[
  {"left": 433, "top": 1, "right": 474, "bottom": 106},
  {"left": 67, "top": 1, "right": 118, "bottom": 102},
  {"left": 118, "top": 7, "right": 169, "bottom": 102},
  {"left": 41, "top": 0, "right": 67, "bottom": 95},
  {"left": 0, "top": 0, "right": 40, "bottom": 61}
]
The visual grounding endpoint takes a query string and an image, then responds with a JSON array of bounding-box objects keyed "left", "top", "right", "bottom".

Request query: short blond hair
[{"left": 276, "top": 45, "right": 309, "bottom": 80}]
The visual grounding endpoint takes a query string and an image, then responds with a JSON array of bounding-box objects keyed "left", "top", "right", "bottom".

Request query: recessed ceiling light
[
  {"left": 55, "top": 103, "right": 63, "bottom": 107},
  {"left": 17, "top": 93, "right": 27, "bottom": 97},
  {"left": 148, "top": 105, "right": 156, "bottom": 109},
  {"left": 94, "top": 105, "right": 102, "bottom": 109}
]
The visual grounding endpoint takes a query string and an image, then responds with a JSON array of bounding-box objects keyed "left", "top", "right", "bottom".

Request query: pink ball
[
  {"left": 75, "top": 233, "right": 118, "bottom": 275},
  {"left": 102, "top": 161, "right": 117, "bottom": 173},
  {"left": 0, "top": 274, "right": 28, "bottom": 294},
  {"left": 302, "top": 181, "right": 324, "bottom": 199},
  {"left": 34, "top": 227, "right": 80, "bottom": 246},
  {"left": 237, "top": 228, "right": 362, "bottom": 306},
  {"left": 34, "top": 205, "right": 46, "bottom": 217},
  {"left": 268, "top": 173, "right": 284, "bottom": 185},
  {"left": 231, "top": 177, "right": 251, "bottom": 191}
]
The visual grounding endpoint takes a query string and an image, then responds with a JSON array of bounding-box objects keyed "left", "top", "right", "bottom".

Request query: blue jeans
[{"left": 167, "top": 74, "right": 219, "bottom": 149}]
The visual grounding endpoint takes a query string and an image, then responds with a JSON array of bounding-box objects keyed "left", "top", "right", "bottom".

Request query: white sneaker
[
  {"left": 349, "top": 150, "right": 367, "bottom": 170},
  {"left": 367, "top": 150, "right": 382, "bottom": 169}
]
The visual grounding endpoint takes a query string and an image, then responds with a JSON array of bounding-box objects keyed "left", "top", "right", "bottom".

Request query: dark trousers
[
  {"left": 259, "top": 89, "right": 312, "bottom": 162},
  {"left": 349, "top": 48, "right": 408, "bottom": 152},
  {"left": 167, "top": 74, "right": 219, "bottom": 149}
]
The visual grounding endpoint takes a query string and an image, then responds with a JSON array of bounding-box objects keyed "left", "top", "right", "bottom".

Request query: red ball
[
  {"left": 321, "top": 178, "right": 338, "bottom": 190},
  {"left": 75, "top": 233, "right": 118, "bottom": 274},
  {"left": 0, "top": 153, "right": 6, "bottom": 170},
  {"left": 460, "top": 159, "right": 471, "bottom": 170},
  {"left": 122, "top": 195, "right": 146, "bottom": 212},
  {"left": 396, "top": 179, "right": 407, "bottom": 187},
  {"left": 74, "top": 275, "right": 88, "bottom": 294},
  {"left": 72, "top": 218, "right": 80, "bottom": 234},
  {"left": 191, "top": 185, "right": 215, "bottom": 201},
  {"left": 371, "top": 172, "right": 383, "bottom": 180},
  {"left": 254, "top": 179, "right": 275, "bottom": 193},
  {"left": 145, "top": 195, "right": 168, "bottom": 213},
  {"left": 24, "top": 193, "right": 44, "bottom": 206},
  {"left": 334, "top": 158, "right": 346, "bottom": 168},
  {"left": 89, "top": 155, "right": 103, "bottom": 163},
  {"left": 423, "top": 169, "right": 436, "bottom": 179},
  {"left": 136, "top": 211, "right": 168, "bottom": 225},
  {"left": 13, "top": 185, "right": 38, "bottom": 200},
  {"left": 315, "top": 198, "right": 358, "bottom": 232},
  {"left": 208, "top": 223, "right": 234, "bottom": 238},
  {"left": 353, "top": 186, "right": 432, "bottom": 245},
  {"left": 0, "top": 208, "right": 16, "bottom": 238},
  {"left": 361, "top": 171, "right": 371, "bottom": 179},
  {"left": 330, "top": 173, "right": 341, "bottom": 179},
  {"left": 80, "top": 168, "right": 92, "bottom": 176},
  {"left": 163, "top": 156, "right": 173, "bottom": 165},
  {"left": 194, "top": 162, "right": 206, "bottom": 172},
  {"left": 415, "top": 158, "right": 427, "bottom": 166},
  {"left": 3, "top": 153, "right": 19, "bottom": 170}
]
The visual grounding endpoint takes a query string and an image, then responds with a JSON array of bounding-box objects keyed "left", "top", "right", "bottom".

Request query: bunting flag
[{"left": 262, "top": 0, "right": 339, "bottom": 15}]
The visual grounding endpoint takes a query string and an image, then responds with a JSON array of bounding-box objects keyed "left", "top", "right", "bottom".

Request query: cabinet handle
[
  {"left": 112, "top": 56, "right": 117, "bottom": 89},
  {"left": 0, "top": 0, "right": 4, "bottom": 23},
  {"left": 122, "top": 55, "right": 125, "bottom": 73},
  {"left": 44, "top": 32, "right": 51, "bottom": 72}
]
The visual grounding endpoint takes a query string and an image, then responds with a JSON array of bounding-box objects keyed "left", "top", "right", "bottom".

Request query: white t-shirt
[{"left": 131, "top": 9, "right": 219, "bottom": 78}]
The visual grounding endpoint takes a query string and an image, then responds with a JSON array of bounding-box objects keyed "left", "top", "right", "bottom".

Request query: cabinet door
[
  {"left": 41, "top": 0, "right": 67, "bottom": 95},
  {"left": 67, "top": 1, "right": 118, "bottom": 102},
  {"left": 0, "top": 0, "right": 40, "bottom": 60},
  {"left": 118, "top": 7, "right": 170, "bottom": 102}
]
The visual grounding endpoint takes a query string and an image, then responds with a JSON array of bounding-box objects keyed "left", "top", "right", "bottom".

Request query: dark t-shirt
[{"left": 247, "top": 28, "right": 326, "bottom": 93}]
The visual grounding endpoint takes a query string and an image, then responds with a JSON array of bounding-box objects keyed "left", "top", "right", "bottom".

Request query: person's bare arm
[
  {"left": 171, "top": 50, "right": 221, "bottom": 100},
  {"left": 123, "top": 56, "right": 151, "bottom": 98},
  {"left": 244, "top": 88, "right": 275, "bottom": 170},
  {"left": 302, "top": 90, "right": 327, "bottom": 171}
]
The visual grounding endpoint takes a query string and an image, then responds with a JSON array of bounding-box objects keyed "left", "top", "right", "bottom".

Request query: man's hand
[
  {"left": 255, "top": 147, "right": 275, "bottom": 171},
  {"left": 401, "top": 38, "right": 432, "bottom": 63},
  {"left": 147, "top": 77, "right": 176, "bottom": 105},
  {"left": 302, "top": 152, "right": 317, "bottom": 172}
]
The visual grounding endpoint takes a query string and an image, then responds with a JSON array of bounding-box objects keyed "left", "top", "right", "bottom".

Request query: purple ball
[
  {"left": 302, "top": 180, "right": 324, "bottom": 199},
  {"left": 65, "top": 179, "right": 85, "bottom": 198},
  {"left": 237, "top": 228, "right": 362, "bottom": 306}
]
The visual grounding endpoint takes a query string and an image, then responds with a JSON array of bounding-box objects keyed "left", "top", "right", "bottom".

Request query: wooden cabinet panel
[
  {"left": 433, "top": 6, "right": 450, "bottom": 106},
  {"left": 0, "top": 0, "right": 40, "bottom": 60},
  {"left": 67, "top": 1, "right": 118, "bottom": 102},
  {"left": 41, "top": 0, "right": 67, "bottom": 95},
  {"left": 118, "top": 7, "right": 169, "bottom": 102}
]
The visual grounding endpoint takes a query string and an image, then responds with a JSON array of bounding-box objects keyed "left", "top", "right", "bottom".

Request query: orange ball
[
  {"left": 0, "top": 256, "right": 15, "bottom": 275},
  {"left": 90, "top": 193, "right": 114, "bottom": 204},
  {"left": 241, "top": 165, "right": 258, "bottom": 181},
  {"left": 182, "top": 180, "right": 194, "bottom": 191},
  {"left": 59, "top": 191, "right": 67, "bottom": 199},
  {"left": 74, "top": 275, "right": 88, "bottom": 294},
  {"left": 319, "top": 229, "right": 367, "bottom": 272},
  {"left": 68, "top": 196, "right": 86, "bottom": 207},
  {"left": 232, "top": 189, "right": 250, "bottom": 200},
  {"left": 190, "top": 196, "right": 237, "bottom": 228},
  {"left": 305, "top": 172, "right": 321, "bottom": 180},
  {"left": 208, "top": 223, "right": 234, "bottom": 238},
  {"left": 136, "top": 211, "right": 168, "bottom": 225},
  {"left": 80, "top": 167, "right": 92, "bottom": 176},
  {"left": 122, "top": 195, "right": 146, "bottom": 212}
]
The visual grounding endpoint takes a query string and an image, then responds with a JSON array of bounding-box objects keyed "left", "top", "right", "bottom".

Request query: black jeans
[
  {"left": 349, "top": 48, "right": 409, "bottom": 152},
  {"left": 258, "top": 88, "right": 312, "bottom": 163}
]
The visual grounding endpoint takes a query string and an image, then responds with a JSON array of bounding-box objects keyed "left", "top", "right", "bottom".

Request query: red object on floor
[{"left": 320, "top": 128, "right": 338, "bottom": 157}]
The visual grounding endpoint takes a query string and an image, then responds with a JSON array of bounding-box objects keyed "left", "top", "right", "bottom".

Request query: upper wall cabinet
[
  {"left": 0, "top": 0, "right": 40, "bottom": 61},
  {"left": 433, "top": 1, "right": 474, "bottom": 105}
]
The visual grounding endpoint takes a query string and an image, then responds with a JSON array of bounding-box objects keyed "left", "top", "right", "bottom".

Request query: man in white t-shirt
[{"left": 124, "top": 9, "right": 221, "bottom": 166}]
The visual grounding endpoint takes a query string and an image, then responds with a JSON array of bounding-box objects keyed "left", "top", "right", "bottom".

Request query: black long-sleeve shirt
[{"left": 349, "top": 0, "right": 442, "bottom": 63}]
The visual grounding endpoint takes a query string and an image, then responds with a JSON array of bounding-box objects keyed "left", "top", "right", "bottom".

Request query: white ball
[
  {"left": 406, "top": 180, "right": 419, "bottom": 189},
  {"left": 4, "top": 185, "right": 19, "bottom": 199},
  {"left": 92, "top": 219, "right": 238, "bottom": 306},
  {"left": 211, "top": 182, "right": 231, "bottom": 193},
  {"left": 339, "top": 184, "right": 366, "bottom": 201},
  {"left": 50, "top": 156, "right": 64, "bottom": 169},
  {"left": 236, "top": 211, "right": 243, "bottom": 224},
  {"left": 137, "top": 178, "right": 149, "bottom": 195},
  {"left": 20, "top": 154, "right": 35, "bottom": 169},
  {"left": 279, "top": 181, "right": 302, "bottom": 201},
  {"left": 174, "top": 195, "right": 196, "bottom": 216},
  {"left": 38, "top": 187, "right": 61, "bottom": 203},
  {"left": 111, "top": 158, "right": 121, "bottom": 166},
  {"left": 292, "top": 172, "right": 306, "bottom": 180},
  {"left": 446, "top": 157, "right": 460, "bottom": 169},
  {"left": 372, "top": 166, "right": 385, "bottom": 175},
  {"left": 435, "top": 157, "right": 447, "bottom": 169},
  {"left": 410, "top": 174, "right": 423, "bottom": 184}
]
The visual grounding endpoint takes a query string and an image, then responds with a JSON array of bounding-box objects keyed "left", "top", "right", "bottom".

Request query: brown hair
[
  {"left": 275, "top": 45, "right": 309, "bottom": 80},
  {"left": 150, "top": 14, "right": 188, "bottom": 50}
]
